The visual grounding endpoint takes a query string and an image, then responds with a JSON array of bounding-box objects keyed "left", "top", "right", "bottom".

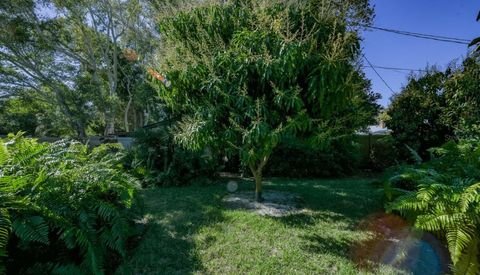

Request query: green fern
[
  {"left": 12, "top": 216, "right": 49, "bottom": 244},
  {"left": 0, "top": 208, "right": 10, "bottom": 274},
  {"left": 0, "top": 133, "right": 141, "bottom": 274},
  {"left": 387, "top": 140, "right": 480, "bottom": 274}
]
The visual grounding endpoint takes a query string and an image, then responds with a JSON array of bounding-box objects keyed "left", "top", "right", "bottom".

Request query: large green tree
[
  {"left": 153, "top": 0, "right": 374, "bottom": 201},
  {"left": 0, "top": 0, "right": 92, "bottom": 137},
  {"left": 443, "top": 58, "right": 480, "bottom": 138},
  {"left": 386, "top": 70, "right": 453, "bottom": 160},
  {"left": 0, "top": 0, "right": 161, "bottom": 137}
]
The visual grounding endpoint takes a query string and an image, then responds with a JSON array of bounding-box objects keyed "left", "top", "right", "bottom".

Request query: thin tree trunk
[
  {"left": 124, "top": 95, "right": 133, "bottom": 133},
  {"left": 253, "top": 170, "right": 263, "bottom": 202},
  {"left": 133, "top": 107, "right": 138, "bottom": 130},
  {"left": 75, "top": 121, "right": 87, "bottom": 140},
  {"left": 249, "top": 155, "right": 269, "bottom": 202},
  {"left": 104, "top": 108, "right": 115, "bottom": 136},
  {"left": 144, "top": 105, "right": 150, "bottom": 126}
]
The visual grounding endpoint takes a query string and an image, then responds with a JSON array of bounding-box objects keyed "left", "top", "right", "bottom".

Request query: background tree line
[
  {"left": 385, "top": 56, "right": 480, "bottom": 161},
  {"left": 0, "top": 0, "right": 168, "bottom": 138}
]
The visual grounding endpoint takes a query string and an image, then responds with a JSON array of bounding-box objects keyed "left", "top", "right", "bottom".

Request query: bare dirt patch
[{"left": 222, "top": 191, "right": 304, "bottom": 217}]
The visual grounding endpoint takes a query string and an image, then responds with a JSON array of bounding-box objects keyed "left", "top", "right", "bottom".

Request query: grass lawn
[{"left": 117, "top": 178, "right": 405, "bottom": 274}]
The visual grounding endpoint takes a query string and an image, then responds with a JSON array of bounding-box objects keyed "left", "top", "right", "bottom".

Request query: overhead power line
[
  {"left": 363, "top": 65, "right": 428, "bottom": 73},
  {"left": 363, "top": 25, "right": 471, "bottom": 45},
  {"left": 362, "top": 55, "right": 395, "bottom": 94}
]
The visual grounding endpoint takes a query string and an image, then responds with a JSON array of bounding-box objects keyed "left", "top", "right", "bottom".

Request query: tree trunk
[
  {"left": 104, "top": 109, "right": 115, "bottom": 136},
  {"left": 124, "top": 95, "right": 133, "bottom": 133},
  {"left": 75, "top": 121, "right": 87, "bottom": 140},
  {"left": 253, "top": 170, "right": 263, "bottom": 202},
  {"left": 144, "top": 105, "right": 150, "bottom": 126},
  {"left": 249, "top": 155, "right": 269, "bottom": 202}
]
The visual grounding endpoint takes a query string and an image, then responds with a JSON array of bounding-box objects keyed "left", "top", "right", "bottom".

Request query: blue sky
[{"left": 362, "top": 0, "right": 480, "bottom": 107}]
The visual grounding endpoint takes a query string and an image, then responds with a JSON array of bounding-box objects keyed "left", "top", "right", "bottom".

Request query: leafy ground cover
[{"left": 118, "top": 178, "right": 404, "bottom": 274}]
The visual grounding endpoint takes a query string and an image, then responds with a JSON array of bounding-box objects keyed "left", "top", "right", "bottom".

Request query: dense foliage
[
  {"left": 0, "top": 133, "right": 141, "bottom": 274},
  {"left": 127, "top": 128, "right": 221, "bottom": 186},
  {"left": 442, "top": 58, "right": 480, "bottom": 139},
  {"left": 386, "top": 58, "right": 480, "bottom": 160},
  {"left": 153, "top": 0, "right": 376, "bottom": 200},
  {"left": 386, "top": 70, "right": 452, "bottom": 160},
  {"left": 264, "top": 136, "right": 361, "bottom": 177},
  {"left": 384, "top": 140, "right": 480, "bottom": 274},
  {"left": 0, "top": 0, "right": 162, "bottom": 137}
]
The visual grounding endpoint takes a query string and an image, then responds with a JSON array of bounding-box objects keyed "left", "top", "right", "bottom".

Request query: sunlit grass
[{"left": 117, "top": 178, "right": 405, "bottom": 274}]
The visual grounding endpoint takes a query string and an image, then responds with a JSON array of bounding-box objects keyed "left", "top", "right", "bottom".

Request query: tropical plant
[
  {"left": 0, "top": 133, "right": 141, "bottom": 274},
  {"left": 152, "top": 0, "right": 375, "bottom": 201},
  {"left": 385, "top": 140, "right": 480, "bottom": 274}
]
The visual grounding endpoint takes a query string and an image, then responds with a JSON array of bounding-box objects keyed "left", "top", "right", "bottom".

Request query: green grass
[{"left": 117, "top": 178, "right": 405, "bottom": 274}]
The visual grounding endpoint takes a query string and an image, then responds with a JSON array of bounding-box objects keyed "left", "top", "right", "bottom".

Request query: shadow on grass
[
  {"left": 116, "top": 185, "right": 227, "bottom": 275},
  {"left": 265, "top": 178, "right": 384, "bottom": 227},
  {"left": 302, "top": 232, "right": 355, "bottom": 258},
  {"left": 263, "top": 178, "right": 385, "bottom": 264}
]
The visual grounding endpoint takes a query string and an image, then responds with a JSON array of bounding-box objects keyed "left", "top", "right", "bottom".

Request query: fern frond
[
  {"left": 454, "top": 236, "right": 480, "bottom": 275},
  {"left": 459, "top": 182, "right": 480, "bottom": 212},
  {"left": 445, "top": 223, "right": 477, "bottom": 264},
  {"left": 0, "top": 143, "right": 8, "bottom": 166},
  {"left": 405, "top": 144, "right": 422, "bottom": 164},
  {"left": 12, "top": 216, "right": 49, "bottom": 244},
  {"left": 0, "top": 209, "right": 10, "bottom": 252}
]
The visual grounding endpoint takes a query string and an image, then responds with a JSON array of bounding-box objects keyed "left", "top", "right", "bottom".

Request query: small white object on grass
[
  {"left": 227, "top": 180, "right": 238, "bottom": 193},
  {"left": 164, "top": 79, "right": 171, "bottom": 88}
]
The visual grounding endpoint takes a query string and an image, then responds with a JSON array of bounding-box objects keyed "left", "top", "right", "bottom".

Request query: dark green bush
[
  {"left": 361, "top": 135, "right": 399, "bottom": 171},
  {"left": 126, "top": 128, "right": 222, "bottom": 186},
  {"left": 0, "top": 133, "right": 141, "bottom": 274},
  {"left": 263, "top": 136, "right": 361, "bottom": 177},
  {"left": 156, "top": 148, "right": 221, "bottom": 186}
]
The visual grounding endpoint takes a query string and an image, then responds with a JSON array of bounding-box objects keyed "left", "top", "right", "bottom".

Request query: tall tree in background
[
  {"left": 0, "top": 0, "right": 91, "bottom": 137},
  {"left": 386, "top": 70, "right": 452, "bottom": 160},
  {"left": 0, "top": 0, "right": 159, "bottom": 137},
  {"left": 153, "top": 0, "right": 374, "bottom": 201},
  {"left": 443, "top": 58, "right": 480, "bottom": 138},
  {"left": 52, "top": 0, "right": 158, "bottom": 135}
]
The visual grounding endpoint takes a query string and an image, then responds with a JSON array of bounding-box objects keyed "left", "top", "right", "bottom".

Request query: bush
[
  {"left": 359, "top": 135, "right": 398, "bottom": 171},
  {"left": 126, "top": 128, "right": 222, "bottom": 186},
  {"left": 384, "top": 139, "right": 480, "bottom": 274},
  {"left": 156, "top": 148, "right": 221, "bottom": 186},
  {"left": 0, "top": 133, "right": 141, "bottom": 274},
  {"left": 264, "top": 136, "right": 361, "bottom": 178}
]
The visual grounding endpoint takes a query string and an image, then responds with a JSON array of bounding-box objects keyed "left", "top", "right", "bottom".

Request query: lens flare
[{"left": 351, "top": 213, "right": 450, "bottom": 274}]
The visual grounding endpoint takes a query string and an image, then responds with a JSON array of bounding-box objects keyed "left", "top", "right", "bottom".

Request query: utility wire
[
  {"left": 363, "top": 65, "right": 428, "bottom": 72},
  {"left": 362, "top": 55, "right": 395, "bottom": 94},
  {"left": 363, "top": 25, "right": 471, "bottom": 45}
]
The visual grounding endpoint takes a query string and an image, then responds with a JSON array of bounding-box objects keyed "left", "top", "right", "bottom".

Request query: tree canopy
[{"left": 153, "top": 0, "right": 376, "bottom": 200}]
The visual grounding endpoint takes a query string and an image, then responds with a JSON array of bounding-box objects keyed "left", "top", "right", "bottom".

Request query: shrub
[
  {"left": 0, "top": 133, "right": 141, "bottom": 274},
  {"left": 156, "top": 148, "right": 221, "bottom": 186},
  {"left": 361, "top": 135, "right": 398, "bottom": 171},
  {"left": 384, "top": 140, "right": 480, "bottom": 274},
  {"left": 264, "top": 136, "right": 361, "bottom": 178},
  {"left": 126, "top": 128, "right": 221, "bottom": 186}
]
